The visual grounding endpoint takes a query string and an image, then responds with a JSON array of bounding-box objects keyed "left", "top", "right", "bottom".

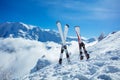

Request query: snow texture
[{"left": 22, "top": 31, "right": 120, "bottom": 80}]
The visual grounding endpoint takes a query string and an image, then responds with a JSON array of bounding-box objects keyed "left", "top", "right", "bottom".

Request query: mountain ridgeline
[
  {"left": 0, "top": 22, "right": 62, "bottom": 42},
  {"left": 0, "top": 22, "right": 96, "bottom": 43}
]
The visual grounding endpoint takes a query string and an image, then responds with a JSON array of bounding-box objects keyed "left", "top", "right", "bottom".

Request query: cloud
[
  {"left": 0, "top": 38, "right": 67, "bottom": 79},
  {"left": 0, "top": 38, "right": 47, "bottom": 78}
]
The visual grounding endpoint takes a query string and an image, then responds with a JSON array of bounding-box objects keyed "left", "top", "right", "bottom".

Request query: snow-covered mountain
[
  {"left": 22, "top": 31, "right": 120, "bottom": 80},
  {"left": 0, "top": 22, "right": 61, "bottom": 42},
  {"left": 0, "top": 22, "right": 96, "bottom": 43}
]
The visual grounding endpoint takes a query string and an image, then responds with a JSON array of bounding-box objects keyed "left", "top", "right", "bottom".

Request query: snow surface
[
  {"left": 20, "top": 31, "right": 120, "bottom": 80},
  {"left": 0, "top": 31, "right": 120, "bottom": 80}
]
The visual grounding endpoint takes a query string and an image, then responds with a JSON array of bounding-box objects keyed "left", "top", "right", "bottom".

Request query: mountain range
[{"left": 0, "top": 22, "right": 96, "bottom": 43}]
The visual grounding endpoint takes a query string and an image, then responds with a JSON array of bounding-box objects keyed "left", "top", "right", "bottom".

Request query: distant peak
[{"left": 42, "top": 29, "right": 50, "bottom": 32}]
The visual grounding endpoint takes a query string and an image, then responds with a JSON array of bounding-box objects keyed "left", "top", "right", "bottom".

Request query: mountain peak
[{"left": 0, "top": 22, "right": 61, "bottom": 42}]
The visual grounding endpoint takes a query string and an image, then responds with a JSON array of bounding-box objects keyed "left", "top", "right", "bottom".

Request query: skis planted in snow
[
  {"left": 56, "top": 21, "right": 70, "bottom": 64},
  {"left": 75, "top": 26, "right": 90, "bottom": 60},
  {"left": 75, "top": 26, "right": 82, "bottom": 44},
  {"left": 64, "top": 24, "right": 69, "bottom": 42},
  {"left": 56, "top": 21, "right": 65, "bottom": 45}
]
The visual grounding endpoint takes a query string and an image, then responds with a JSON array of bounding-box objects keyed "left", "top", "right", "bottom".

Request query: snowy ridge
[
  {"left": 22, "top": 31, "right": 120, "bottom": 80},
  {"left": 0, "top": 22, "right": 97, "bottom": 43},
  {"left": 0, "top": 22, "right": 60, "bottom": 42}
]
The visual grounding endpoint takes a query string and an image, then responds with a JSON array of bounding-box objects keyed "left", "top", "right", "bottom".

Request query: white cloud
[
  {"left": 0, "top": 38, "right": 80, "bottom": 79},
  {"left": 0, "top": 38, "right": 47, "bottom": 78}
]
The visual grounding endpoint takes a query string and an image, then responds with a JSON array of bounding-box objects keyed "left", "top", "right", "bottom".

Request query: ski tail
[
  {"left": 75, "top": 26, "right": 82, "bottom": 43},
  {"left": 64, "top": 24, "right": 69, "bottom": 42},
  {"left": 64, "top": 24, "right": 70, "bottom": 63},
  {"left": 56, "top": 21, "right": 65, "bottom": 45}
]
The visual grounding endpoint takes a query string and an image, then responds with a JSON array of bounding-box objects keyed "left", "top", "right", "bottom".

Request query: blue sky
[{"left": 0, "top": 0, "right": 120, "bottom": 38}]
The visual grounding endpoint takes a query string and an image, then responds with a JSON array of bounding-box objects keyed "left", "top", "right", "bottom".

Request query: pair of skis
[
  {"left": 56, "top": 21, "right": 90, "bottom": 64},
  {"left": 75, "top": 26, "right": 90, "bottom": 60},
  {"left": 56, "top": 21, "right": 70, "bottom": 65}
]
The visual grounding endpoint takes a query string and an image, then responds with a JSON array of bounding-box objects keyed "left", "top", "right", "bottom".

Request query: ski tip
[
  {"left": 66, "top": 24, "right": 69, "bottom": 28},
  {"left": 56, "top": 20, "right": 60, "bottom": 24},
  {"left": 74, "top": 26, "right": 80, "bottom": 28},
  {"left": 74, "top": 26, "right": 77, "bottom": 29}
]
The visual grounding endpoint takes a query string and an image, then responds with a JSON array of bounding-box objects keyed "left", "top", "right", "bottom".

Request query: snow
[
  {"left": 0, "top": 38, "right": 64, "bottom": 79},
  {"left": 0, "top": 38, "right": 45, "bottom": 78},
  {"left": 0, "top": 22, "right": 120, "bottom": 80},
  {"left": 42, "top": 29, "right": 51, "bottom": 32},
  {"left": 21, "top": 31, "right": 120, "bottom": 80},
  {"left": 19, "top": 22, "right": 31, "bottom": 29}
]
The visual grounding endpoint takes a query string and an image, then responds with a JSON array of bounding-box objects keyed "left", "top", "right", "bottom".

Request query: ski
[
  {"left": 75, "top": 26, "right": 81, "bottom": 44},
  {"left": 56, "top": 21, "right": 65, "bottom": 45},
  {"left": 75, "top": 26, "right": 90, "bottom": 60},
  {"left": 56, "top": 21, "right": 70, "bottom": 64},
  {"left": 64, "top": 24, "right": 69, "bottom": 42}
]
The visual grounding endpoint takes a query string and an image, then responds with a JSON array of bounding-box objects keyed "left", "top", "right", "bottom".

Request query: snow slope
[{"left": 22, "top": 31, "right": 120, "bottom": 80}]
